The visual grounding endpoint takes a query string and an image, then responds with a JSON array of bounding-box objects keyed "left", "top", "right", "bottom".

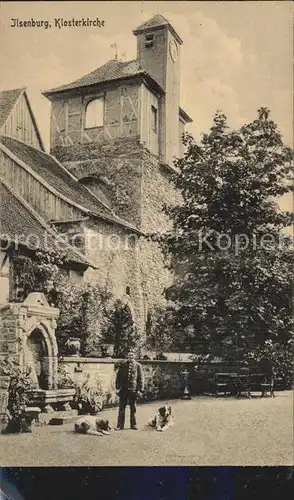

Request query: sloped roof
[
  {"left": 179, "top": 107, "right": 193, "bottom": 124},
  {"left": 0, "top": 88, "right": 24, "bottom": 129},
  {"left": 43, "top": 59, "right": 162, "bottom": 97},
  {"left": 0, "top": 179, "right": 91, "bottom": 267},
  {"left": 0, "top": 135, "right": 138, "bottom": 232},
  {"left": 134, "top": 14, "right": 170, "bottom": 32},
  {"left": 133, "top": 14, "right": 183, "bottom": 44}
]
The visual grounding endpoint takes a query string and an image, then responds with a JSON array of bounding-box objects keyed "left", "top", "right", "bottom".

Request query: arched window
[{"left": 85, "top": 98, "right": 104, "bottom": 128}]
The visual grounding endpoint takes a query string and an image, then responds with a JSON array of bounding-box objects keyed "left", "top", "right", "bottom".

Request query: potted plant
[{"left": 65, "top": 338, "right": 81, "bottom": 356}]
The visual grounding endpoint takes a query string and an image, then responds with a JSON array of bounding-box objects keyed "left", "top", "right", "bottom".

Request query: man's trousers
[{"left": 117, "top": 390, "right": 137, "bottom": 429}]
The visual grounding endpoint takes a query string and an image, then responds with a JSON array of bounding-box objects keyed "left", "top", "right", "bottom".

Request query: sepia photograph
[{"left": 0, "top": 0, "right": 293, "bottom": 469}]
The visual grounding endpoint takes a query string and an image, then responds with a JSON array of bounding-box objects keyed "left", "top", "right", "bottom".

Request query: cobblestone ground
[{"left": 1, "top": 391, "right": 293, "bottom": 466}]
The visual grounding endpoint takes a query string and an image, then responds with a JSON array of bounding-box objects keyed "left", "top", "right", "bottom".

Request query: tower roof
[
  {"left": 133, "top": 14, "right": 183, "bottom": 44},
  {"left": 43, "top": 59, "right": 163, "bottom": 97}
]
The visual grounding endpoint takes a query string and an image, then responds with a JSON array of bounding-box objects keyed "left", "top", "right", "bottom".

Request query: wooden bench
[
  {"left": 213, "top": 372, "right": 238, "bottom": 396},
  {"left": 249, "top": 373, "right": 275, "bottom": 397}
]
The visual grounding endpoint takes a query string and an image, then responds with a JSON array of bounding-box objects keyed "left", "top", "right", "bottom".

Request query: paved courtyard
[{"left": 1, "top": 391, "right": 293, "bottom": 466}]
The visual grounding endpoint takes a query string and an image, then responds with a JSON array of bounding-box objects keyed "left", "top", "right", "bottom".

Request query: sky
[{"left": 0, "top": 0, "right": 293, "bottom": 152}]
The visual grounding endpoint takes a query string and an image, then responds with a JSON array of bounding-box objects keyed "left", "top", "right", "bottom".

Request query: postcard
[{"left": 0, "top": 0, "right": 293, "bottom": 469}]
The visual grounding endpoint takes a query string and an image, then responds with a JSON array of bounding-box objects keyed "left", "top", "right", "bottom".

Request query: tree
[
  {"left": 106, "top": 300, "right": 140, "bottom": 358},
  {"left": 160, "top": 109, "right": 293, "bottom": 358},
  {"left": 145, "top": 306, "right": 175, "bottom": 353}
]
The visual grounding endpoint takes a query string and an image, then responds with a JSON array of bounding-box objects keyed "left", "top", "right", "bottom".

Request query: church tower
[
  {"left": 133, "top": 14, "right": 183, "bottom": 166},
  {"left": 43, "top": 15, "right": 192, "bottom": 331}
]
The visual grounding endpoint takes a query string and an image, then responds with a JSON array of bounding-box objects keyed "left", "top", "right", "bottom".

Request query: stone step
[{"left": 38, "top": 410, "right": 78, "bottom": 426}]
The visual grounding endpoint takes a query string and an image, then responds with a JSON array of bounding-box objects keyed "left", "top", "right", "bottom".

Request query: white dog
[
  {"left": 148, "top": 404, "right": 173, "bottom": 432},
  {"left": 74, "top": 416, "right": 113, "bottom": 436}
]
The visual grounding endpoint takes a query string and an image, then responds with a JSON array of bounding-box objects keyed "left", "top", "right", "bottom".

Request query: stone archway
[
  {"left": 25, "top": 325, "right": 56, "bottom": 390},
  {"left": 25, "top": 320, "right": 59, "bottom": 390},
  {"left": 21, "top": 293, "right": 59, "bottom": 390},
  {"left": 0, "top": 293, "right": 78, "bottom": 418}
]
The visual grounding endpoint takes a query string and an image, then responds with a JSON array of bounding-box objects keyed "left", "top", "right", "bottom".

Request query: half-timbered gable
[
  {"left": 43, "top": 59, "right": 162, "bottom": 150},
  {"left": 0, "top": 88, "right": 44, "bottom": 151}
]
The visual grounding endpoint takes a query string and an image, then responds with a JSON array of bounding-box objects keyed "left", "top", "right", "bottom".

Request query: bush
[
  {"left": 57, "top": 364, "right": 76, "bottom": 390},
  {"left": 1, "top": 355, "right": 35, "bottom": 433},
  {"left": 74, "top": 373, "right": 105, "bottom": 414},
  {"left": 141, "top": 365, "right": 163, "bottom": 401}
]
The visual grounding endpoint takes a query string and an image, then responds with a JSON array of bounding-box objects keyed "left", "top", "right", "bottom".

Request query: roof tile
[
  {"left": 133, "top": 14, "right": 183, "bottom": 44},
  {"left": 0, "top": 180, "right": 90, "bottom": 266},
  {"left": 0, "top": 135, "right": 137, "bottom": 231},
  {"left": 133, "top": 14, "right": 170, "bottom": 32},
  {"left": 43, "top": 59, "right": 144, "bottom": 95}
]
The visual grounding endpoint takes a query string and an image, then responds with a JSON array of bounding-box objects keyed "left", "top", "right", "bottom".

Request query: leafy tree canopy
[{"left": 159, "top": 108, "right": 293, "bottom": 356}]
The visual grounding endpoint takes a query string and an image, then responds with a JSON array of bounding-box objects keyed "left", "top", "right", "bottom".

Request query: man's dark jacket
[{"left": 116, "top": 360, "right": 144, "bottom": 393}]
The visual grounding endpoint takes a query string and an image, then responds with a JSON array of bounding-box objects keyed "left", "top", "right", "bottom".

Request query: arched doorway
[{"left": 26, "top": 328, "right": 50, "bottom": 390}]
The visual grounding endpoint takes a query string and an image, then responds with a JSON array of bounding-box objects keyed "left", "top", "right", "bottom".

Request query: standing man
[{"left": 115, "top": 350, "right": 144, "bottom": 430}]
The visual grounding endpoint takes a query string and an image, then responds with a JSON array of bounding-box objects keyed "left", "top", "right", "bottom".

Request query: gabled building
[
  {"left": 0, "top": 14, "right": 192, "bottom": 342},
  {"left": 0, "top": 87, "right": 44, "bottom": 151}
]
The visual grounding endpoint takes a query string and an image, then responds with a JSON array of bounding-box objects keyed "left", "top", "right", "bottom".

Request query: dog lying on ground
[
  {"left": 148, "top": 404, "right": 173, "bottom": 432},
  {"left": 74, "top": 416, "right": 113, "bottom": 436}
]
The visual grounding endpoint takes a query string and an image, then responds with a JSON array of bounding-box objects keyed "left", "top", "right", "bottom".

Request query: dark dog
[
  {"left": 148, "top": 404, "right": 173, "bottom": 432},
  {"left": 74, "top": 416, "right": 113, "bottom": 436}
]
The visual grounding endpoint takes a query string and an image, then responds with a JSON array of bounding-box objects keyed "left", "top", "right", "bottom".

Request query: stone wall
[
  {"left": 52, "top": 137, "right": 180, "bottom": 234},
  {"left": 52, "top": 136, "right": 144, "bottom": 227},
  {"left": 53, "top": 213, "right": 146, "bottom": 337},
  {"left": 0, "top": 304, "right": 22, "bottom": 358},
  {"left": 60, "top": 357, "right": 194, "bottom": 405},
  {"left": 138, "top": 150, "right": 181, "bottom": 314},
  {"left": 83, "top": 219, "right": 146, "bottom": 337},
  {"left": 0, "top": 305, "right": 21, "bottom": 427},
  {"left": 53, "top": 138, "right": 180, "bottom": 334}
]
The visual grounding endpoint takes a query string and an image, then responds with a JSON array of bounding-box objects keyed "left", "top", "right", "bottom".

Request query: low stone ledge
[
  {"left": 61, "top": 356, "right": 117, "bottom": 364},
  {"left": 61, "top": 357, "right": 194, "bottom": 365}
]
